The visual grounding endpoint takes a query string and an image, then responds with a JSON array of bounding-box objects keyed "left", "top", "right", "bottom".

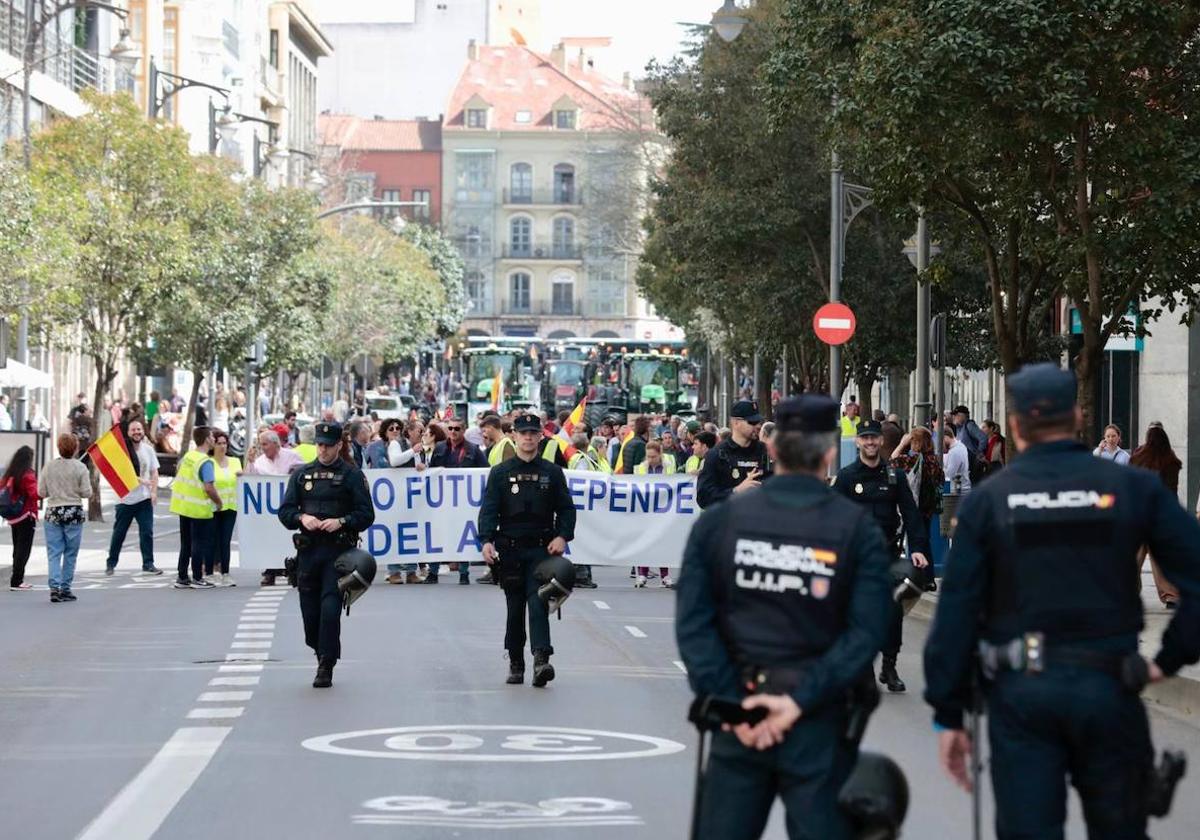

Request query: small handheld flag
[{"left": 87, "top": 426, "right": 139, "bottom": 498}]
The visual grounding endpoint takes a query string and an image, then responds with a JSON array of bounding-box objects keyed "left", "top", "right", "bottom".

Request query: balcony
[
  {"left": 500, "top": 243, "right": 584, "bottom": 261},
  {"left": 1, "top": 4, "right": 116, "bottom": 96},
  {"left": 500, "top": 300, "right": 583, "bottom": 317},
  {"left": 502, "top": 187, "right": 583, "bottom": 207}
]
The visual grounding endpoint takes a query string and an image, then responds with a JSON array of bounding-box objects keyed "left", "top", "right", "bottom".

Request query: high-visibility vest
[
  {"left": 294, "top": 443, "right": 317, "bottom": 463},
  {"left": 634, "top": 453, "right": 677, "bottom": 475},
  {"left": 542, "top": 438, "right": 560, "bottom": 463},
  {"left": 840, "top": 415, "right": 861, "bottom": 437},
  {"left": 487, "top": 437, "right": 516, "bottom": 466},
  {"left": 568, "top": 451, "right": 595, "bottom": 470},
  {"left": 212, "top": 456, "right": 242, "bottom": 512},
  {"left": 685, "top": 454, "right": 702, "bottom": 473},
  {"left": 590, "top": 446, "right": 613, "bottom": 473},
  {"left": 170, "top": 450, "right": 215, "bottom": 519}
]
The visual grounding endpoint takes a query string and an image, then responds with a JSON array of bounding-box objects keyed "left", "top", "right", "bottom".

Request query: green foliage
[{"left": 399, "top": 223, "right": 467, "bottom": 337}]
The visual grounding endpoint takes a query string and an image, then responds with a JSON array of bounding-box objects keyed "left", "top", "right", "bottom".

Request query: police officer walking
[
  {"left": 833, "top": 420, "right": 930, "bottom": 693},
  {"left": 278, "top": 421, "right": 375, "bottom": 688},
  {"left": 478, "top": 413, "right": 576, "bottom": 688},
  {"left": 696, "top": 400, "right": 771, "bottom": 509},
  {"left": 676, "top": 395, "right": 893, "bottom": 840},
  {"left": 925, "top": 364, "right": 1200, "bottom": 839}
]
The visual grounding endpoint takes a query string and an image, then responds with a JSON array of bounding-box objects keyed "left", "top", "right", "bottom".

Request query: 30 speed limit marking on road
[{"left": 302, "top": 725, "right": 686, "bottom": 763}]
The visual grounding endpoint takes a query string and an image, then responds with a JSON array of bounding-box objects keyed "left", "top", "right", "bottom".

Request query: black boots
[
  {"left": 506, "top": 653, "right": 525, "bottom": 685},
  {"left": 879, "top": 658, "right": 906, "bottom": 693},
  {"left": 532, "top": 651, "right": 555, "bottom": 688},
  {"left": 313, "top": 657, "right": 335, "bottom": 688}
]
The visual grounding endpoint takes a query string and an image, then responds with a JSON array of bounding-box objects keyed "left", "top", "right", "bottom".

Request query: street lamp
[
  {"left": 109, "top": 28, "right": 140, "bottom": 74},
  {"left": 711, "top": 0, "right": 750, "bottom": 43},
  {"left": 148, "top": 57, "right": 230, "bottom": 120}
]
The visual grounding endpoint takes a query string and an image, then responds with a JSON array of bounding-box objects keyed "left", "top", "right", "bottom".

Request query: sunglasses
[{"left": 447, "top": 426, "right": 463, "bottom": 432}]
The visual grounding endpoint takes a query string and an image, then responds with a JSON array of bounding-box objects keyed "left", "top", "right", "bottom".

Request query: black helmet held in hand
[
  {"left": 534, "top": 554, "right": 576, "bottom": 614},
  {"left": 334, "top": 547, "right": 377, "bottom": 615},
  {"left": 838, "top": 751, "right": 910, "bottom": 839}
]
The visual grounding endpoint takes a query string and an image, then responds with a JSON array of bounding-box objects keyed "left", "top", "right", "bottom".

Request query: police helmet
[
  {"left": 890, "top": 557, "right": 924, "bottom": 616},
  {"left": 837, "top": 751, "right": 910, "bottom": 839},
  {"left": 334, "top": 547, "right": 377, "bottom": 615},
  {"left": 534, "top": 554, "right": 576, "bottom": 614}
]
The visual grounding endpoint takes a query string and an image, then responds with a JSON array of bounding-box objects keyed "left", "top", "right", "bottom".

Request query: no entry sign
[{"left": 812, "top": 302, "right": 857, "bottom": 346}]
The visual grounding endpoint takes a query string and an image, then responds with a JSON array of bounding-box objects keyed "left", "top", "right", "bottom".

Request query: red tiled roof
[
  {"left": 317, "top": 114, "right": 442, "bottom": 151},
  {"left": 444, "top": 45, "right": 651, "bottom": 133}
]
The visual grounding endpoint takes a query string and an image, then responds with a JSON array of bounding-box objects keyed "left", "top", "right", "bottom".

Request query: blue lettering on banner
[
  {"left": 397, "top": 522, "right": 420, "bottom": 555},
  {"left": 588, "top": 478, "right": 606, "bottom": 510},
  {"left": 445, "top": 473, "right": 464, "bottom": 506},
  {"left": 367, "top": 523, "right": 391, "bottom": 555},
  {"left": 675, "top": 481, "right": 695, "bottom": 515},
  {"left": 457, "top": 521, "right": 480, "bottom": 553},
  {"left": 405, "top": 477, "right": 422, "bottom": 510},
  {"left": 630, "top": 482, "right": 651, "bottom": 514},
  {"left": 242, "top": 479, "right": 286, "bottom": 515},
  {"left": 467, "top": 474, "right": 485, "bottom": 507},
  {"left": 609, "top": 482, "right": 628, "bottom": 514},
  {"left": 372, "top": 477, "right": 395, "bottom": 511},
  {"left": 426, "top": 475, "right": 443, "bottom": 509},
  {"left": 653, "top": 482, "right": 673, "bottom": 513},
  {"left": 424, "top": 522, "right": 443, "bottom": 555},
  {"left": 568, "top": 476, "right": 588, "bottom": 510}
]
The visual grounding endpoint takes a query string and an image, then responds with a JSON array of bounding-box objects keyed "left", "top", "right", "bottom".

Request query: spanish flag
[
  {"left": 612, "top": 428, "right": 635, "bottom": 474},
  {"left": 555, "top": 397, "right": 587, "bottom": 458},
  {"left": 88, "top": 426, "right": 139, "bottom": 498},
  {"left": 491, "top": 368, "right": 504, "bottom": 411}
]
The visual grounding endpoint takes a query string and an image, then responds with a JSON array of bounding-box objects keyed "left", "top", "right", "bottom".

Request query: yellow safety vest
[
  {"left": 568, "top": 451, "right": 593, "bottom": 470},
  {"left": 294, "top": 443, "right": 317, "bottom": 463},
  {"left": 590, "top": 446, "right": 613, "bottom": 473},
  {"left": 487, "top": 437, "right": 516, "bottom": 466},
  {"left": 685, "top": 454, "right": 702, "bottom": 473},
  {"left": 212, "top": 456, "right": 241, "bottom": 512},
  {"left": 634, "top": 454, "right": 677, "bottom": 475},
  {"left": 840, "top": 415, "right": 861, "bottom": 437},
  {"left": 542, "top": 438, "right": 560, "bottom": 463},
  {"left": 170, "top": 450, "right": 215, "bottom": 519}
]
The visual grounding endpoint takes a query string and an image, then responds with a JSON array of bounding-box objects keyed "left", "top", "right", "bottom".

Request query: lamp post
[{"left": 147, "top": 57, "right": 230, "bottom": 120}]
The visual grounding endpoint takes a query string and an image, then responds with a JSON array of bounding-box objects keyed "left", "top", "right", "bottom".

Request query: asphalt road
[{"left": 2, "top": 518, "right": 1200, "bottom": 838}]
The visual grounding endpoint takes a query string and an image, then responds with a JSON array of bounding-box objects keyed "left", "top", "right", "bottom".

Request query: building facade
[
  {"left": 314, "top": 0, "right": 541, "bottom": 120},
  {"left": 443, "top": 41, "right": 676, "bottom": 341}
]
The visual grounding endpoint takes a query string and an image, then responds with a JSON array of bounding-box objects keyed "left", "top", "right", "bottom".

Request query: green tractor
[
  {"left": 454, "top": 346, "right": 531, "bottom": 420},
  {"left": 590, "top": 352, "right": 692, "bottom": 426}
]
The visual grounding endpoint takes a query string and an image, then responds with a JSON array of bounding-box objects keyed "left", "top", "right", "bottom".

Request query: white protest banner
[{"left": 236, "top": 468, "right": 701, "bottom": 567}]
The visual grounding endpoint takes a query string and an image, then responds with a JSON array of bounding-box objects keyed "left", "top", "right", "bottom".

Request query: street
[{"left": 2, "top": 506, "right": 1200, "bottom": 839}]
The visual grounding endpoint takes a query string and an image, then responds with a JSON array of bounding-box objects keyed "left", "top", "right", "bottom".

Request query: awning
[{"left": 0, "top": 359, "right": 53, "bottom": 390}]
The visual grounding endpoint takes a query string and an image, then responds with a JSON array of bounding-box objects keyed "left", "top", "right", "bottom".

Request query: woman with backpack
[{"left": 2, "top": 445, "right": 39, "bottom": 591}]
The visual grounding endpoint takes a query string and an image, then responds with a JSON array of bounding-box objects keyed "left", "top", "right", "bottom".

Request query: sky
[{"left": 539, "top": 0, "right": 717, "bottom": 79}]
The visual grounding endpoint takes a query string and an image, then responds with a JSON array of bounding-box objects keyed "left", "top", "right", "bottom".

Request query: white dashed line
[
  {"left": 236, "top": 624, "right": 275, "bottom": 631},
  {"left": 75, "top": 727, "right": 231, "bottom": 840},
  {"left": 225, "top": 652, "right": 269, "bottom": 661},
  {"left": 624, "top": 626, "right": 647, "bottom": 639},
  {"left": 230, "top": 641, "right": 272, "bottom": 649},
  {"left": 241, "top": 609, "right": 278, "bottom": 615},
  {"left": 186, "top": 707, "right": 243, "bottom": 720},
  {"left": 593, "top": 600, "right": 610, "bottom": 610},
  {"left": 197, "top": 691, "right": 253, "bottom": 703},
  {"left": 218, "top": 663, "right": 264, "bottom": 672},
  {"left": 673, "top": 661, "right": 687, "bottom": 673},
  {"left": 234, "top": 633, "right": 274, "bottom": 640},
  {"left": 209, "top": 676, "right": 260, "bottom": 687}
]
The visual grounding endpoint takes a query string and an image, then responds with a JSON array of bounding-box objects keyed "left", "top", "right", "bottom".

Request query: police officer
[
  {"left": 676, "top": 395, "right": 892, "bottom": 840},
  {"left": 833, "top": 419, "right": 930, "bottom": 693},
  {"left": 478, "top": 413, "right": 576, "bottom": 687},
  {"left": 696, "top": 400, "right": 771, "bottom": 508},
  {"left": 278, "top": 421, "right": 375, "bottom": 688},
  {"left": 924, "top": 364, "right": 1200, "bottom": 839}
]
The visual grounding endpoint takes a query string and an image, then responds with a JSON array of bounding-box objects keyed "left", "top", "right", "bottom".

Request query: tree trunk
[
  {"left": 181, "top": 368, "right": 205, "bottom": 453},
  {"left": 756, "top": 357, "right": 777, "bottom": 420},
  {"left": 857, "top": 373, "right": 878, "bottom": 421},
  {"left": 1073, "top": 344, "right": 1101, "bottom": 445},
  {"left": 87, "top": 360, "right": 118, "bottom": 522}
]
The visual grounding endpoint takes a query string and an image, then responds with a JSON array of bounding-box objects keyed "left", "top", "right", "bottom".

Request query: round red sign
[{"left": 812, "top": 302, "right": 857, "bottom": 346}]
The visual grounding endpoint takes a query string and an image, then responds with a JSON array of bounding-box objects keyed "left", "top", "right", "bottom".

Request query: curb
[{"left": 908, "top": 595, "right": 1200, "bottom": 717}]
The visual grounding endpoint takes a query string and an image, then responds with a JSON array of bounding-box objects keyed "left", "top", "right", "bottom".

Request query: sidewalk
[{"left": 910, "top": 570, "right": 1200, "bottom": 717}]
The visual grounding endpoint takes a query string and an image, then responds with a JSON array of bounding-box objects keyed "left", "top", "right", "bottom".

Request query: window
[
  {"left": 553, "top": 164, "right": 575, "bottom": 204},
  {"left": 509, "top": 163, "right": 532, "bottom": 203},
  {"left": 555, "top": 109, "right": 577, "bottom": 130},
  {"left": 464, "top": 270, "right": 487, "bottom": 312},
  {"left": 269, "top": 29, "right": 279, "bottom": 68},
  {"left": 551, "top": 272, "right": 575, "bottom": 315},
  {"left": 378, "top": 189, "right": 402, "bottom": 220},
  {"left": 456, "top": 152, "right": 493, "bottom": 192},
  {"left": 509, "top": 216, "right": 532, "bottom": 257},
  {"left": 412, "top": 189, "right": 431, "bottom": 220},
  {"left": 460, "top": 224, "right": 489, "bottom": 258},
  {"left": 510, "top": 273, "right": 532, "bottom": 313},
  {"left": 552, "top": 217, "right": 575, "bottom": 257},
  {"left": 515, "top": 109, "right": 532, "bottom": 124},
  {"left": 466, "top": 108, "right": 487, "bottom": 128}
]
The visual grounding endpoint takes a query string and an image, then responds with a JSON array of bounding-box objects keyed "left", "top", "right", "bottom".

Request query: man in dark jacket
[{"left": 427, "top": 416, "right": 486, "bottom": 585}]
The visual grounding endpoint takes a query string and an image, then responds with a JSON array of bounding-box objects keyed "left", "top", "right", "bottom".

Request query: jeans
[
  {"left": 46, "top": 520, "right": 83, "bottom": 592},
  {"left": 177, "top": 516, "right": 214, "bottom": 582},
  {"left": 211, "top": 510, "right": 236, "bottom": 575},
  {"left": 9, "top": 518, "right": 35, "bottom": 586},
  {"left": 427, "top": 560, "right": 470, "bottom": 581},
  {"left": 107, "top": 499, "right": 155, "bottom": 570},
  {"left": 386, "top": 563, "right": 419, "bottom": 574},
  {"left": 503, "top": 547, "right": 552, "bottom": 656}
]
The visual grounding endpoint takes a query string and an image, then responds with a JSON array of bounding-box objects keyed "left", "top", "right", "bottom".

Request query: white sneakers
[
  {"left": 214, "top": 574, "right": 236, "bottom": 587},
  {"left": 634, "top": 575, "right": 647, "bottom": 588},
  {"left": 661, "top": 575, "right": 674, "bottom": 589}
]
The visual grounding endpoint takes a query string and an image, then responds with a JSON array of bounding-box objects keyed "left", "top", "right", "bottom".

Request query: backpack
[{"left": 0, "top": 476, "right": 26, "bottom": 519}]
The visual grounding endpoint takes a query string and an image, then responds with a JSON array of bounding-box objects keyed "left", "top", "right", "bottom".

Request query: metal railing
[
  {"left": 500, "top": 243, "right": 583, "bottom": 260},
  {"left": 502, "top": 187, "right": 583, "bottom": 206},
  {"left": 500, "top": 300, "right": 583, "bottom": 316},
  {"left": 0, "top": 4, "right": 114, "bottom": 94}
]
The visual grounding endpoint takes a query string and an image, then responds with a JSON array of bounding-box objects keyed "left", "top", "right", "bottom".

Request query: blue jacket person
[
  {"left": 676, "top": 395, "right": 893, "bottom": 840},
  {"left": 478, "top": 413, "right": 576, "bottom": 687},
  {"left": 924, "top": 364, "right": 1200, "bottom": 839},
  {"left": 278, "top": 422, "right": 375, "bottom": 688}
]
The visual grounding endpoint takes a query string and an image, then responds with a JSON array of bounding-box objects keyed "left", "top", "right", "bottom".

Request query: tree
[
  {"left": 771, "top": 0, "right": 1200, "bottom": 432},
  {"left": 399, "top": 223, "right": 467, "bottom": 338}
]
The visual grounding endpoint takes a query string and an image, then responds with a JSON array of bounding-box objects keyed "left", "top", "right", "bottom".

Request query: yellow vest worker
[
  {"left": 542, "top": 437, "right": 561, "bottom": 463},
  {"left": 589, "top": 446, "right": 613, "bottom": 473},
  {"left": 685, "top": 454, "right": 702, "bottom": 474},
  {"left": 294, "top": 443, "right": 318, "bottom": 463},
  {"left": 634, "top": 453, "right": 677, "bottom": 475},
  {"left": 170, "top": 450, "right": 216, "bottom": 520},
  {"left": 212, "top": 456, "right": 242, "bottom": 512},
  {"left": 488, "top": 436, "right": 517, "bottom": 466},
  {"left": 840, "top": 415, "right": 862, "bottom": 438}
]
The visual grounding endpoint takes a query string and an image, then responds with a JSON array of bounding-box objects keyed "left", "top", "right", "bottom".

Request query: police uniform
[
  {"left": 676, "top": 395, "right": 893, "bottom": 840},
  {"left": 478, "top": 413, "right": 577, "bottom": 687},
  {"left": 833, "top": 419, "right": 930, "bottom": 693},
  {"left": 696, "top": 400, "right": 771, "bottom": 509},
  {"left": 924, "top": 364, "right": 1200, "bottom": 839},
  {"left": 278, "top": 422, "right": 375, "bottom": 688}
]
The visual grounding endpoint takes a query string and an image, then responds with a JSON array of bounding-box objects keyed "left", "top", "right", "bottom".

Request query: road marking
[
  {"left": 234, "top": 633, "right": 274, "bottom": 640},
  {"left": 230, "top": 641, "right": 272, "bottom": 649},
  {"left": 209, "top": 676, "right": 260, "bottom": 687},
  {"left": 236, "top": 624, "right": 275, "bottom": 631},
  {"left": 592, "top": 600, "right": 610, "bottom": 610},
  {"left": 218, "top": 663, "right": 264, "bottom": 672},
  {"left": 186, "top": 707, "right": 243, "bottom": 720},
  {"left": 673, "top": 661, "right": 687, "bottom": 673},
  {"left": 242, "top": 608, "right": 278, "bottom": 614},
  {"left": 624, "top": 626, "right": 647, "bottom": 638},
  {"left": 197, "top": 691, "right": 253, "bottom": 703},
  {"left": 75, "top": 726, "right": 231, "bottom": 840},
  {"left": 225, "top": 652, "right": 269, "bottom": 661}
]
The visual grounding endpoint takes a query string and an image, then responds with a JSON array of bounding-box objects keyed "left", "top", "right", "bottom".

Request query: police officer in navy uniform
[
  {"left": 696, "top": 400, "right": 771, "bottom": 508},
  {"left": 278, "top": 421, "right": 375, "bottom": 688},
  {"left": 478, "top": 413, "right": 576, "bottom": 688},
  {"left": 833, "top": 419, "right": 930, "bottom": 693},
  {"left": 925, "top": 364, "right": 1200, "bottom": 840},
  {"left": 676, "top": 395, "right": 893, "bottom": 840}
]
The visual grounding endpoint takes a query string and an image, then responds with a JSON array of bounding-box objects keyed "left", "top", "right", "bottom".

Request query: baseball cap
[{"left": 730, "top": 400, "right": 764, "bottom": 424}]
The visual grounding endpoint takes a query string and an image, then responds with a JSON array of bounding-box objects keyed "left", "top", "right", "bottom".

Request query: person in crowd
[
  {"left": 283, "top": 410, "right": 300, "bottom": 446},
  {"left": 245, "top": 429, "right": 305, "bottom": 585},
  {"left": 618, "top": 416, "right": 651, "bottom": 474},
  {"left": 980, "top": 418, "right": 1007, "bottom": 477},
  {"left": 347, "top": 420, "right": 371, "bottom": 468},
  {"left": 839, "top": 401, "right": 862, "bottom": 437},
  {"left": 415, "top": 423, "right": 448, "bottom": 472},
  {"left": 211, "top": 394, "right": 230, "bottom": 434},
  {"left": 0, "top": 394, "right": 14, "bottom": 431},
  {"left": 686, "top": 431, "right": 717, "bottom": 474},
  {"left": 39, "top": 433, "right": 92, "bottom": 602},
  {"left": 293, "top": 423, "right": 318, "bottom": 464},
  {"left": 442, "top": 417, "right": 487, "bottom": 468},
  {"left": 697, "top": 401, "right": 770, "bottom": 508},
  {"left": 1131, "top": 423, "right": 1183, "bottom": 608},
  {"left": 170, "top": 427, "right": 222, "bottom": 589},
  {"left": 942, "top": 425, "right": 972, "bottom": 495},
  {"left": 208, "top": 429, "right": 241, "bottom": 587},
  {"left": 3, "top": 445, "right": 38, "bottom": 591},
  {"left": 880, "top": 420, "right": 903, "bottom": 461},
  {"left": 27, "top": 401, "right": 50, "bottom": 432},
  {"left": 1094, "top": 423, "right": 1130, "bottom": 464},
  {"left": 106, "top": 419, "right": 162, "bottom": 575},
  {"left": 169, "top": 388, "right": 185, "bottom": 414},
  {"left": 634, "top": 441, "right": 677, "bottom": 589},
  {"left": 385, "top": 419, "right": 430, "bottom": 584},
  {"left": 365, "top": 419, "right": 403, "bottom": 468},
  {"left": 481, "top": 415, "right": 516, "bottom": 465},
  {"left": 891, "top": 426, "right": 945, "bottom": 590}
]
